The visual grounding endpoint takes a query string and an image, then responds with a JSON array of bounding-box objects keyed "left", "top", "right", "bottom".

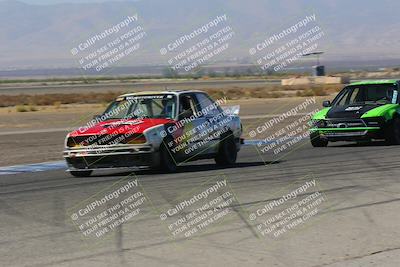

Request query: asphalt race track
[{"left": 1, "top": 141, "right": 400, "bottom": 267}]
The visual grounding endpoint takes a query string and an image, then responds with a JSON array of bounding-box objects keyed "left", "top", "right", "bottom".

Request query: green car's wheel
[
  {"left": 310, "top": 132, "right": 328, "bottom": 147},
  {"left": 385, "top": 117, "right": 400, "bottom": 145},
  {"left": 69, "top": 170, "right": 92, "bottom": 177}
]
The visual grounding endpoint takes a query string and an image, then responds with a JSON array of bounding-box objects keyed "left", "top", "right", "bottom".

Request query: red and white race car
[{"left": 64, "top": 90, "right": 242, "bottom": 177}]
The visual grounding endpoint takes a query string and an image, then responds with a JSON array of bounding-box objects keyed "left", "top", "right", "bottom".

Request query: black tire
[
  {"left": 385, "top": 117, "right": 400, "bottom": 145},
  {"left": 159, "top": 141, "right": 178, "bottom": 173},
  {"left": 215, "top": 134, "right": 237, "bottom": 166},
  {"left": 310, "top": 132, "right": 328, "bottom": 147},
  {"left": 69, "top": 170, "right": 92, "bottom": 177}
]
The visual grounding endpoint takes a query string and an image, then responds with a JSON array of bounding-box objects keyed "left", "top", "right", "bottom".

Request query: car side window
[
  {"left": 179, "top": 94, "right": 199, "bottom": 117},
  {"left": 195, "top": 93, "right": 221, "bottom": 117},
  {"left": 390, "top": 89, "right": 398, "bottom": 104},
  {"left": 335, "top": 89, "right": 351, "bottom": 106},
  {"left": 349, "top": 88, "right": 361, "bottom": 104}
]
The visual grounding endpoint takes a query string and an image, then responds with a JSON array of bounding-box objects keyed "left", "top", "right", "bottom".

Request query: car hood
[
  {"left": 69, "top": 118, "right": 173, "bottom": 137},
  {"left": 326, "top": 104, "right": 382, "bottom": 119}
]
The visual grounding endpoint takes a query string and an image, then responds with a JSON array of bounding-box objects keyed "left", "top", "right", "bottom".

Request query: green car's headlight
[
  {"left": 363, "top": 117, "right": 385, "bottom": 127},
  {"left": 311, "top": 120, "right": 326, "bottom": 128}
]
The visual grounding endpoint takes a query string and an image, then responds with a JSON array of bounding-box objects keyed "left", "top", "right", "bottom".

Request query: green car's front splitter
[
  {"left": 310, "top": 127, "right": 381, "bottom": 133},
  {"left": 310, "top": 126, "right": 383, "bottom": 140}
]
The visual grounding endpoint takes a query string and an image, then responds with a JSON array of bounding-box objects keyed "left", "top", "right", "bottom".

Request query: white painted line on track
[
  {"left": 244, "top": 138, "right": 298, "bottom": 146},
  {"left": 243, "top": 140, "right": 269, "bottom": 146},
  {"left": 243, "top": 136, "right": 307, "bottom": 146},
  {"left": 0, "top": 161, "right": 66, "bottom": 176}
]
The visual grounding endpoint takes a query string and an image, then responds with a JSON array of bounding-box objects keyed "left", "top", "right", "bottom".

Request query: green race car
[{"left": 310, "top": 80, "right": 400, "bottom": 147}]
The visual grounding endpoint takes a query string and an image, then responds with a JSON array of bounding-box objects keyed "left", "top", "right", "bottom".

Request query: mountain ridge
[{"left": 0, "top": 0, "right": 399, "bottom": 69}]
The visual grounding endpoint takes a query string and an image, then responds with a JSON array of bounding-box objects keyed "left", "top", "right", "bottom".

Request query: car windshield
[
  {"left": 102, "top": 94, "right": 177, "bottom": 120},
  {"left": 333, "top": 84, "right": 399, "bottom": 106}
]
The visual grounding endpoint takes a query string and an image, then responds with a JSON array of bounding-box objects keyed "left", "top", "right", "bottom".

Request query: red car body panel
[{"left": 69, "top": 118, "right": 174, "bottom": 137}]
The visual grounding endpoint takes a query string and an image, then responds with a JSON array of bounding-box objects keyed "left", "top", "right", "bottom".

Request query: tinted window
[
  {"left": 333, "top": 84, "right": 398, "bottom": 106},
  {"left": 103, "top": 95, "right": 177, "bottom": 120},
  {"left": 195, "top": 93, "right": 221, "bottom": 117},
  {"left": 179, "top": 94, "right": 199, "bottom": 117}
]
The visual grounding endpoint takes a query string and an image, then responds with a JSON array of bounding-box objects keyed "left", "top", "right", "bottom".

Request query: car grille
[
  {"left": 322, "top": 119, "right": 366, "bottom": 129},
  {"left": 67, "top": 134, "right": 143, "bottom": 147},
  {"left": 66, "top": 154, "right": 153, "bottom": 169},
  {"left": 323, "top": 131, "right": 367, "bottom": 137}
]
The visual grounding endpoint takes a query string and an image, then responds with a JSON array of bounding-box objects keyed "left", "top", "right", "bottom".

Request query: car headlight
[
  {"left": 311, "top": 120, "right": 326, "bottom": 128},
  {"left": 363, "top": 117, "right": 385, "bottom": 127},
  {"left": 64, "top": 135, "right": 70, "bottom": 148},
  {"left": 125, "top": 134, "right": 147, "bottom": 144},
  {"left": 66, "top": 136, "right": 82, "bottom": 147}
]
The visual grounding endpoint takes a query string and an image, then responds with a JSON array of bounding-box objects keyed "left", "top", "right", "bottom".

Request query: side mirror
[{"left": 322, "top": 101, "right": 331, "bottom": 107}]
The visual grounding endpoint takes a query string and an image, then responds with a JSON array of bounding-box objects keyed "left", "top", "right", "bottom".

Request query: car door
[
  {"left": 194, "top": 93, "right": 225, "bottom": 154},
  {"left": 176, "top": 93, "right": 208, "bottom": 160}
]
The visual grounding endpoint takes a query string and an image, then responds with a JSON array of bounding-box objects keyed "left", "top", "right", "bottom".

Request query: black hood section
[{"left": 326, "top": 104, "right": 379, "bottom": 119}]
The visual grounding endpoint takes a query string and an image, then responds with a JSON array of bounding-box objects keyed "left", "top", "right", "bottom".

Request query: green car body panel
[
  {"left": 360, "top": 104, "right": 398, "bottom": 120},
  {"left": 312, "top": 107, "right": 330, "bottom": 120},
  {"left": 349, "top": 79, "right": 398, "bottom": 86}
]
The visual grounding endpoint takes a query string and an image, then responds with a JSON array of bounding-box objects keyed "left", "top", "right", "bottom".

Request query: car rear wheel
[
  {"left": 215, "top": 134, "right": 237, "bottom": 166},
  {"left": 310, "top": 132, "right": 328, "bottom": 147},
  {"left": 385, "top": 117, "right": 400, "bottom": 145},
  {"left": 160, "top": 141, "right": 178, "bottom": 172},
  {"left": 69, "top": 170, "right": 93, "bottom": 177}
]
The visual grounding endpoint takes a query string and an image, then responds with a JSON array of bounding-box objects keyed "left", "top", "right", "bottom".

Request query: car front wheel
[
  {"left": 310, "top": 132, "right": 328, "bottom": 147},
  {"left": 385, "top": 117, "right": 400, "bottom": 145},
  {"left": 215, "top": 134, "right": 237, "bottom": 166},
  {"left": 160, "top": 141, "right": 178, "bottom": 172}
]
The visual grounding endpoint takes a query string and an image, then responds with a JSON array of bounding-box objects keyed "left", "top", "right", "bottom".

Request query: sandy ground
[{"left": 0, "top": 104, "right": 105, "bottom": 132}]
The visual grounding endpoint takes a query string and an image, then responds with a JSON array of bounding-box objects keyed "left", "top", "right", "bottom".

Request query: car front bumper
[
  {"left": 310, "top": 117, "right": 387, "bottom": 141},
  {"left": 310, "top": 127, "right": 383, "bottom": 141},
  {"left": 63, "top": 144, "right": 160, "bottom": 171}
]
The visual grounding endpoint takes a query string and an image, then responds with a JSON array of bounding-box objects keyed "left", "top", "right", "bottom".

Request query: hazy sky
[
  {"left": 2, "top": 0, "right": 398, "bottom": 69},
  {"left": 19, "top": 0, "right": 138, "bottom": 4}
]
